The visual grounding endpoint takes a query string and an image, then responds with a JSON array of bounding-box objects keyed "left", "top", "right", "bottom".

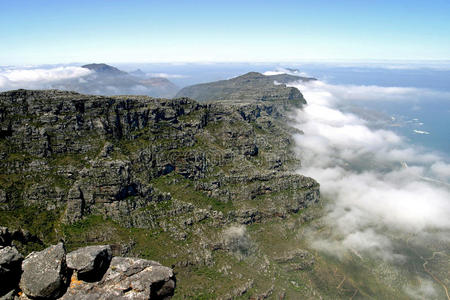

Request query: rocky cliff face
[
  {"left": 0, "top": 89, "right": 318, "bottom": 227},
  {"left": 0, "top": 88, "right": 322, "bottom": 298}
]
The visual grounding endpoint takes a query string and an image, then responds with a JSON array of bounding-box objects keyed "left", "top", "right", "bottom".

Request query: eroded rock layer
[{"left": 0, "top": 89, "right": 319, "bottom": 228}]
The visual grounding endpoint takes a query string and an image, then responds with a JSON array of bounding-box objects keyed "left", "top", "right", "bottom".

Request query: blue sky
[{"left": 1, "top": 0, "right": 449, "bottom": 64}]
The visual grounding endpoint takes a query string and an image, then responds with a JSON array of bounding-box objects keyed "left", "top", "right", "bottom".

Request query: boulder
[
  {"left": 62, "top": 257, "right": 175, "bottom": 299},
  {"left": 66, "top": 245, "right": 112, "bottom": 281},
  {"left": 0, "top": 246, "right": 23, "bottom": 296},
  {"left": 19, "top": 242, "right": 69, "bottom": 299}
]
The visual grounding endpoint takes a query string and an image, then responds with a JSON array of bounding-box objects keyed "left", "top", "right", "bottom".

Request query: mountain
[
  {"left": 129, "top": 68, "right": 146, "bottom": 77},
  {"left": 0, "top": 87, "right": 324, "bottom": 298},
  {"left": 175, "top": 71, "right": 315, "bottom": 105},
  {"left": 0, "top": 74, "right": 428, "bottom": 299},
  {"left": 50, "top": 63, "right": 179, "bottom": 98},
  {"left": 81, "top": 63, "right": 128, "bottom": 76}
]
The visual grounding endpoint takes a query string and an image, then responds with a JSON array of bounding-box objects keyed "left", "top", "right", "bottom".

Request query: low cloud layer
[
  {"left": 288, "top": 79, "right": 450, "bottom": 261},
  {"left": 263, "top": 68, "right": 310, "bottom": 77},
  {"left": 295, "top": 79, "right": 450, "bottom": 104},
  {"left": 0, "top": 66, "right": 92, "bottom": 91},
  {"left": 147, "top": 72, "right": 187, "bottom": 79},
  {"left": 0, "top": 66, "right": 178, "bottom": 97}
]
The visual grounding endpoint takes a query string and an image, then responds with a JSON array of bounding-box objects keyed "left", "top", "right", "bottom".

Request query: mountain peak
[
  {"left": 81, "top": 63, "right": 127, "bottom": 76},
  {"left": 129, "top": 69, "right": 146, "bottom": 77},
  {"left": 238, "top": 71, "right": 265, "bottom": 78}
]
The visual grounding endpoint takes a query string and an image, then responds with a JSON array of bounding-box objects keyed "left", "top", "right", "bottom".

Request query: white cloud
[
  {"left": 263, "top": 71, "right": 286, "bottom": 76},
  {"left": 0, "top": 66, "right": 92, "bottom": 91},
  {"left": 263, "top": 67, "right": 310, "bottom": 77},
  {"left": 430, "top": 161, "right": 450, "bottom": 180},
  {"left": 148, "top": 72, "right": 187, "bottom": 79},
  {"left": 404, "top": 279, "right": 439, "bottom": 299},
  {"left": 292, "top": 79, "right": 450, "bottom": 103},
  {"left": 287, "top": 79, "right": 450, "bottom": 263}
]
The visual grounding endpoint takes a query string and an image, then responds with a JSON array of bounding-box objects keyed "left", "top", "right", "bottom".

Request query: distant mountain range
[
  {"left": 47, "top": 65, "right": 314, "bottom": 101},
  {"left": 51, "top": 63, "right": 179, "bottom": 97}
]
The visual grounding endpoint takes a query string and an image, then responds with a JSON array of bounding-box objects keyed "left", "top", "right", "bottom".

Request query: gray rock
[
  {"left": 19, "top": 242, "right": 69, "bottom": 299},
  {"left": 0, "top": 246, "right": 23, "bottom": 296},
  {"left": 66, "top": 245, "right": 112, "bottom": 281},
  {"left": 62, "top": 257, "right": 175, "bottom": 300}
]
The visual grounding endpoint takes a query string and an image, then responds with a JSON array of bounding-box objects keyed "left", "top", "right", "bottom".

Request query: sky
[{"left": 0, "top": 0, "right": 450, "bottom": 64}]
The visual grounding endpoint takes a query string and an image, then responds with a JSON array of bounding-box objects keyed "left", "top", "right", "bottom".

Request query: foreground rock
[
  {"left": 0, "top": 246, "right": 23, "bottom": 296},
  {"left": 66, "top": 245, "right": 112, "bottom": 281},
  {"left": 62, "top": 257, "right": 175, "bottom": 300},
  {"left": 19, "top": 242, "right": 69, "bottom": 299},
  {"left": 0, "top": 236, "right": 176, "bottom": 299}
]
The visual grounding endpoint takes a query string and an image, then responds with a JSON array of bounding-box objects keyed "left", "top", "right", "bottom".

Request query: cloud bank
[
  {"left": 0, "top": 66, "right": 92, "bottom": 91},
  {"left": 288, "top": 79, "right": 450, "bottom": 261},
  {"left": 147, "top": 72, "right": 187, "bottom": 79},
  {"left": 0, "top": 66, "right": 178, "bottom": 97}
]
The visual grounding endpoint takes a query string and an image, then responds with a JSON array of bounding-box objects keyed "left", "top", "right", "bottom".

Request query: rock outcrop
[
  {"left": 0, "top": 238, "right": 175, "bottom": 299},
  {"left": 63, "top": 257, "right": 175, "bottom": 300}
]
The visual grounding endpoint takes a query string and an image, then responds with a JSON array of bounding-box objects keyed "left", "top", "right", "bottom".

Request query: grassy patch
[{"left": 151, "top": 173, "right": 234, "bottom": 213}]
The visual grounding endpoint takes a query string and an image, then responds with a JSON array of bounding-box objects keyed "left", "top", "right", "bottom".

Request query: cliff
[
  {"left": 0, "top": 89, "right": 318, "bottom": 224},
  {"left": 0, "top": 88, "right": 323, "bottom": 298}
]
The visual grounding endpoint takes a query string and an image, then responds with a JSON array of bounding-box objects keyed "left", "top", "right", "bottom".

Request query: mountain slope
[
  {"left": 0, "top": 82, "right": 426, "bottom": 299},
  {"left": 81, "top": 63, "right": 128, "bottom": 76},
  {"left": 50, "top": 63, "right": 179, "bottom": 97},
  {"left": 175, "top": 72, "right": 315, "bottom": 105},
  {"left": 0, "top": 89, "right": 325, "bottom": 297}
]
